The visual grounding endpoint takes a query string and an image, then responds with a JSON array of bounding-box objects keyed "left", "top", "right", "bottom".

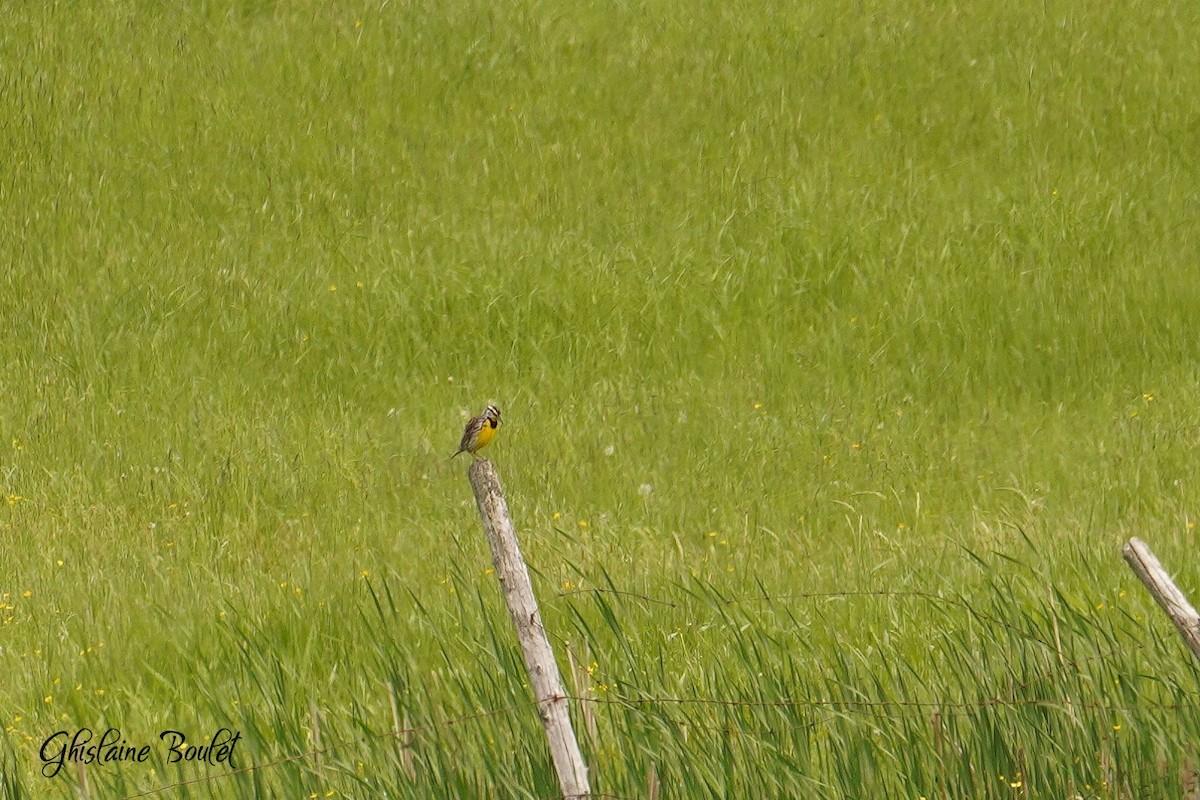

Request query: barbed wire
[
  {"left": 104, "top": 585, "right": 1196, "bottom": 799},
  {"left": 546, "top": 585, "right": 1194, "bottom": 698},
  {"left": 574, "top": 692, "right": 1195, "bottom": 714},
  {"left": 551, "top": 586, "right": 1058, "bottom": 648},
  {"left": 117, "top": 704, "right": 522, "bottom": 799}
]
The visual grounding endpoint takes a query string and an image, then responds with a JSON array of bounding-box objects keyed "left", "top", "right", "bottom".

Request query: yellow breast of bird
[{"left": 474, "top": 421, "right": 497, "bottom": 450}]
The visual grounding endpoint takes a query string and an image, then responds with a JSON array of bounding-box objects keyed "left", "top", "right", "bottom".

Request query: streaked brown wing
[{"left": 455, "top": 416, "right": 482, "bottom": 454}]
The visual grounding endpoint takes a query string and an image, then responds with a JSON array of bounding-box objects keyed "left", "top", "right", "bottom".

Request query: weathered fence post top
[{"left": 1122, "top": 537, "right": 1200, "bottom": 667}]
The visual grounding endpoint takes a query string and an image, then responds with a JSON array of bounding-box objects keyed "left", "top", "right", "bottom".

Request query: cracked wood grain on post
[
  {"left": 1123, "top": 537, "right": 1200, "bottom": 666},
  {"left": 468, "top": 459, "right": 590, "bottom": 799}
]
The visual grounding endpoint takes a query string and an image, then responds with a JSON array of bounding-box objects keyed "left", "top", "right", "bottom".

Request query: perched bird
[{"left": 452, "top": 404, "right": 501, "bottom": 459}]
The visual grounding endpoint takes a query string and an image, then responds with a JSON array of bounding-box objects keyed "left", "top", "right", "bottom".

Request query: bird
[{"left": 452, "top": 404, "right": 501, "bottom": 459}]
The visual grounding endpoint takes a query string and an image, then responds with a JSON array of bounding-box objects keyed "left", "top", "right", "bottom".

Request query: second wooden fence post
[
  {"left": 1122, "top": 537, "right": 1200, "bottom": 666},
  {"left": 468, "top": 459, "right": 591, "bottom": 799}
]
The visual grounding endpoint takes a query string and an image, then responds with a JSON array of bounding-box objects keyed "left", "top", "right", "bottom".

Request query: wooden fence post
[
  {"left": 468, "top": 459, "right": 591, "bottom": 799},
  {"left": 1122, "top": 537, "right": 1200, "bottom": 666}
]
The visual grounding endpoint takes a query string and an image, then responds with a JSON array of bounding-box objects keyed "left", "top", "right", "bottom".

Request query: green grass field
[{"left": 3, "top": 1, "right": 1200, "bottom": 797}]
